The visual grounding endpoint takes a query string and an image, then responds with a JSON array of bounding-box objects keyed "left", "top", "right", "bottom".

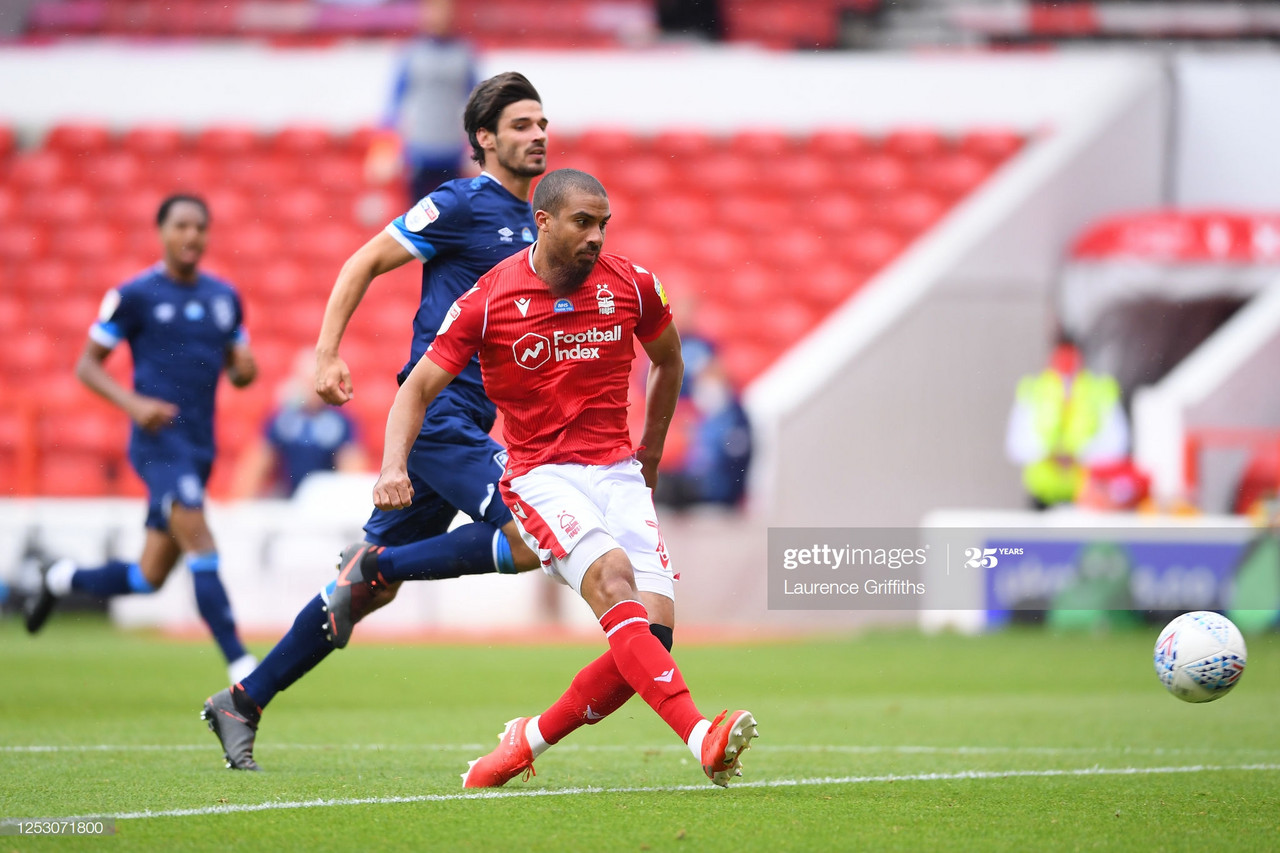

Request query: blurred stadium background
[{"left": 1, "top": 0, "right": 1279, "bottom": 640}]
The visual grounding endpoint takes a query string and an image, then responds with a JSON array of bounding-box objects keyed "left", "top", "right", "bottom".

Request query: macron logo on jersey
[
  {"left": 553, "top": 326, "right": 621, "bottom": 362},
  {"left": 514, "top": 297, "right": 531, "bottom": 317}
]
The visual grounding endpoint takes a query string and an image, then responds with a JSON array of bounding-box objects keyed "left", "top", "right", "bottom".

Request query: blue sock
[
  {"left": 188, "top": 552, "right": 248, "bottom": 665},
  {"left": 71, "top": 560, "right": 155, "bottom": 596},
  {"left": 239, "top": 594, "right": 331, "bottom": 710},
  {"left": 377, "top": 522, "right": 511, "bottom": 582}
]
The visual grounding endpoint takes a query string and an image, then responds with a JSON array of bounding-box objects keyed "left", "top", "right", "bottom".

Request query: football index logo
[{"left": 513, "top": 332, "right": 551, "bottom": 369}]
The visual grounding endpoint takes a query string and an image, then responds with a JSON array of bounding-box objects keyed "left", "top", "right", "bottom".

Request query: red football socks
[
  {"left": 597, "top": 600, "right": 702, "bottom": 742},
  {"left": 537, "top": 650, "right": 635, "bottom": 744}
]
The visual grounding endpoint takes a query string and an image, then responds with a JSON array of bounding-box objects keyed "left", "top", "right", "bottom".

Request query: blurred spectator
[
  {"left": 231, "top": 350, "right": 369, "bottom": 498},
  {"left": 654, "top": 335, "right": 752, "bottom": 511},
  {"left": 364, "top": 0, "right": 478, "bottom": 203},
  {"left": 1005, "top": 338, "right": 1134, "bottom": 510},
  {"left": 655, "top": 0, "right": 723, "bottom": 41}
]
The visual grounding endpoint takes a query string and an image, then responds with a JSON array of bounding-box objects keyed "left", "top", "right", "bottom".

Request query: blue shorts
[
  {"left": 128, "top": 443, "right": 212, "bottom": 532},
  {"left": 362, "top": 396, "right": 512, "bottom": 547}
]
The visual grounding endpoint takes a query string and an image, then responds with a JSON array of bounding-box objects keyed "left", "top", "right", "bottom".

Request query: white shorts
[{"left": 501, "top": 457, "right": 675, "bottom": 601}]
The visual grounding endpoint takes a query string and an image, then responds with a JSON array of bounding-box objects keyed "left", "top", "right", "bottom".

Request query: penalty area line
[{"left": 5, "top": 763, "right": 1279, "bottom": 826}]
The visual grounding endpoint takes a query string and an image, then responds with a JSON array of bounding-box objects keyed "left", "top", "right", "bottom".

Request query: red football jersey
[{"left": 426, "top": 246, "right": 673, "bottom": 477}]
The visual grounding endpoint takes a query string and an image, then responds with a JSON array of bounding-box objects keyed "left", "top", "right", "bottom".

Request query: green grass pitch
[{"left": 2, "top": 615, "right": 1278, "bottom": 851}]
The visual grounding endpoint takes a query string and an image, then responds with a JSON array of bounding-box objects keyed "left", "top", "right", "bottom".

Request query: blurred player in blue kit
[
  {"left": 202, "top": 72, "right": 553, "bottom": 769},
  {"left": 24, "top": 195, "right": 260, "bottom": 684}
]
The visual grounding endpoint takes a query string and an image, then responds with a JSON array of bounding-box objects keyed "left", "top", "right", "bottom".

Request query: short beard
[{"left": 544, "top": 256, "right": 598, "bottom": 297}]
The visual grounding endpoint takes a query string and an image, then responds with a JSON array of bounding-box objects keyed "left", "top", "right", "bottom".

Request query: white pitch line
[
  {"left": 4, "top": 742, "right": 1280, "bottom": 756},
  {"left": 4, "top": 764, "right": 1279, "bottom": 826}
]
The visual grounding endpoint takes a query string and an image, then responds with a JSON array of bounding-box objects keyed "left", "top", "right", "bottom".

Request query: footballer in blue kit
[
  {"left": 25, "top": 194, "right": 260, "bottom": 685},
  {"left": 202, "top": 72, "right": 549, "bottom": 770}
]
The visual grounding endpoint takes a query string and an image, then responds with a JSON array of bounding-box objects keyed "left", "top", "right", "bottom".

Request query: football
[{"left": 1153, "top": 611, "right": 1247, "bottom": 703}]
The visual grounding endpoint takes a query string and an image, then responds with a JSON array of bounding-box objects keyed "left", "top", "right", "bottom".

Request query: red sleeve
[
  {"left": 632, "top": 264, "right": 673, "bottom": 343},
  {"left": 424, "top": 283, "right": 486, "bottom": 375}
]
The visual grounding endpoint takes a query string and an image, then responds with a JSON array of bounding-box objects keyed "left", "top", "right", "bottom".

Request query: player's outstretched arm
[
  {"left": 637, "top": 323, "right": 685, "bottom": 489},
  {"left": 372, "top": 355, "right": 458, "bottom": 511},
  {"left": 315, "top": 230, "right": 415, "bottom": 406},
  {"left": 74, "top": 339, "right": 178, "bottom": 433},
  {"left": 225, "top": 341, "right": 257, "bottom": 388}
]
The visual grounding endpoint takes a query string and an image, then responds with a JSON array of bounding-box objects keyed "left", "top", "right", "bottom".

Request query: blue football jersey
[
  {"left": 90, "top": 263, "right": 247, "bottom": 461},
  {"left": 384, "top": 172, "right": 536, "bottom": 421}
]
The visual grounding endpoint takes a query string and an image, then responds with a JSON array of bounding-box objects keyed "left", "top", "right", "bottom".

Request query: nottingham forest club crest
[{"left": 595, "top": 284, "right": 615, "bottom": 315}]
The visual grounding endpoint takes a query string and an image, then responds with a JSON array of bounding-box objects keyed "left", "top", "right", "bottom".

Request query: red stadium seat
[
  {"left": 576, "top": 128, "right": 643, "bottom": 159},
  {"left": 719, "top": 342, "right": 776, "bottom": 387},
  {"left": 219, "top": 223, "right": 282, "bottom": 264},
  {"left": 727, "top": 129, "right": 796, "bottom": 161},
  {"left": 151, "top": 157, "right": 217, "bottom": 193},
  {"left": 803, "top": 262, "right": 869, "bottom": 309},
  {"left": 3, "top": 332, "right": 58, "bottom": 378},
  {"left": 608, "top": 155, "right": 678, "bottom": 194},
  {"left": 607, "top": 228, "right": 669, "bottom": 265},
  {"left": 311, "top": 151, "right": 363, "bottom": 194},
  {"left": 716, "top": 192, "right": 780, "bottom": 235},
  {"left": 649, "top": 192, "right": 715, "bottom": 235},
  {"left": 729, "top": 267, "right": 777, "bottom": 308},
  {"left": 804, "top": 191, "right": 871, "bottom": 234},
  {"left": 271, "top": 124, "right": 338, "bottom": 157},
  {"left": 20, "top": 260, "right": 77, "bottom": 297},
  {"left": 37, "top": 453, "right": 114, "bottom": 497},
  {"left": 0, "top": 185, "right": 18, "bottom": 221},
  {"left": 0, "top": 291, "right": 28, "bottom": 335},
  {"left": 221, "top": 153, "right": 299, "bottom": 191},
  {"left": 673, "top": 228, "right": 750, "bottom": 272},
  {"left": 774, "top": 154, "right": 829, "bottom": 198},
  {"left": 23, "top": 185, "right": 95, "bottom": 225},
  {"left": 64, "top": 225, "right": 124, "bottom": 261},
  {"left": 254, "top": 259, "right": 313, "bottom": 301},
  {"left": 274, "top": 187, "right": 330, "bottom": 226},
  {"left": 104, "top": 191, "right": 165, "bottom": 230},
  {"left": 196, "top": 125, "right": 261, "bottom": 157},
  {"left": 45, "top": 122, "right": 114, "bottom": 156},
  {"left": 842, "top": 227, "right": 906, "bottom": 272},
  {"left": 806, "top": 129, "right": 875, "bottom": 161},
  {"left": 122, "top": 124, "right": 188, "bottom": 157},
  {"left": 0, "top": 224, "right": 49, "bottom": 262},
  {"left": 841, "top": 154, "right": 910, "bottom": 197},
  {"left": 82, "top": 151, "right": 145, "bottom": 191},
  {"left": 768, "top": 227, "right": 828, "bottom": 271},
  {"left": 8, "top": 151, "right": 69, "bottom": 190},
  {"left": 959, "top": 128, "right": 1024, "bottom": 163},
  {"left": 681, "top": 156, "right": 756, "bottom": 192},
  {"left": 915, "top": 153, "right": 993, "bottom": 199},
  {"left": 883, "top": 128, "right": 949, "bottom": 161},
  {"left": 202, "top": 187, "right": 256, "bottom": 224},
  {"left": 883, "top": 191, "right": 948, "bottom": 236},
  {"left": 651, "top": 129, "right": 720, "bottom": 161}
]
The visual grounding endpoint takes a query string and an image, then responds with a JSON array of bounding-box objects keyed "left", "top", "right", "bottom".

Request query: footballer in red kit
[
  {"left": 424, "top": 249, "right": 672, "bottom": 481},
  {"left": 375, "top": 168, "right": 758, "bottom": 790}
]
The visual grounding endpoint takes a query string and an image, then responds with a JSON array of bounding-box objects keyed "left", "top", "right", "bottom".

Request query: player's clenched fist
[
  {"left": 373, "top": 468, "right": 414, "bottom": 510},
  {"left": 315, "top": 351, "right": 354, "bottom": 406}
]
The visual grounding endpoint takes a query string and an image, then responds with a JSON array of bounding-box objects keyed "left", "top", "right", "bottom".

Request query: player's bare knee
[{"left": 584, "top": 548, "right": 639, "bottom": 608}]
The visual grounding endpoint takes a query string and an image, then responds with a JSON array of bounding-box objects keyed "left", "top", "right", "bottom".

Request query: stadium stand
[
  {"left": 0, "top": 120, "right": 1022, "bottom": 496},
  {"left": 17, "top": 0, "right": 878, "bottom": 49}
]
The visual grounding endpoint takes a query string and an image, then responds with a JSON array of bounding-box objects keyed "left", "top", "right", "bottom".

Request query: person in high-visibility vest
[{"left": 1005, "top": 341, "right": 1130, "bottom": 508}]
